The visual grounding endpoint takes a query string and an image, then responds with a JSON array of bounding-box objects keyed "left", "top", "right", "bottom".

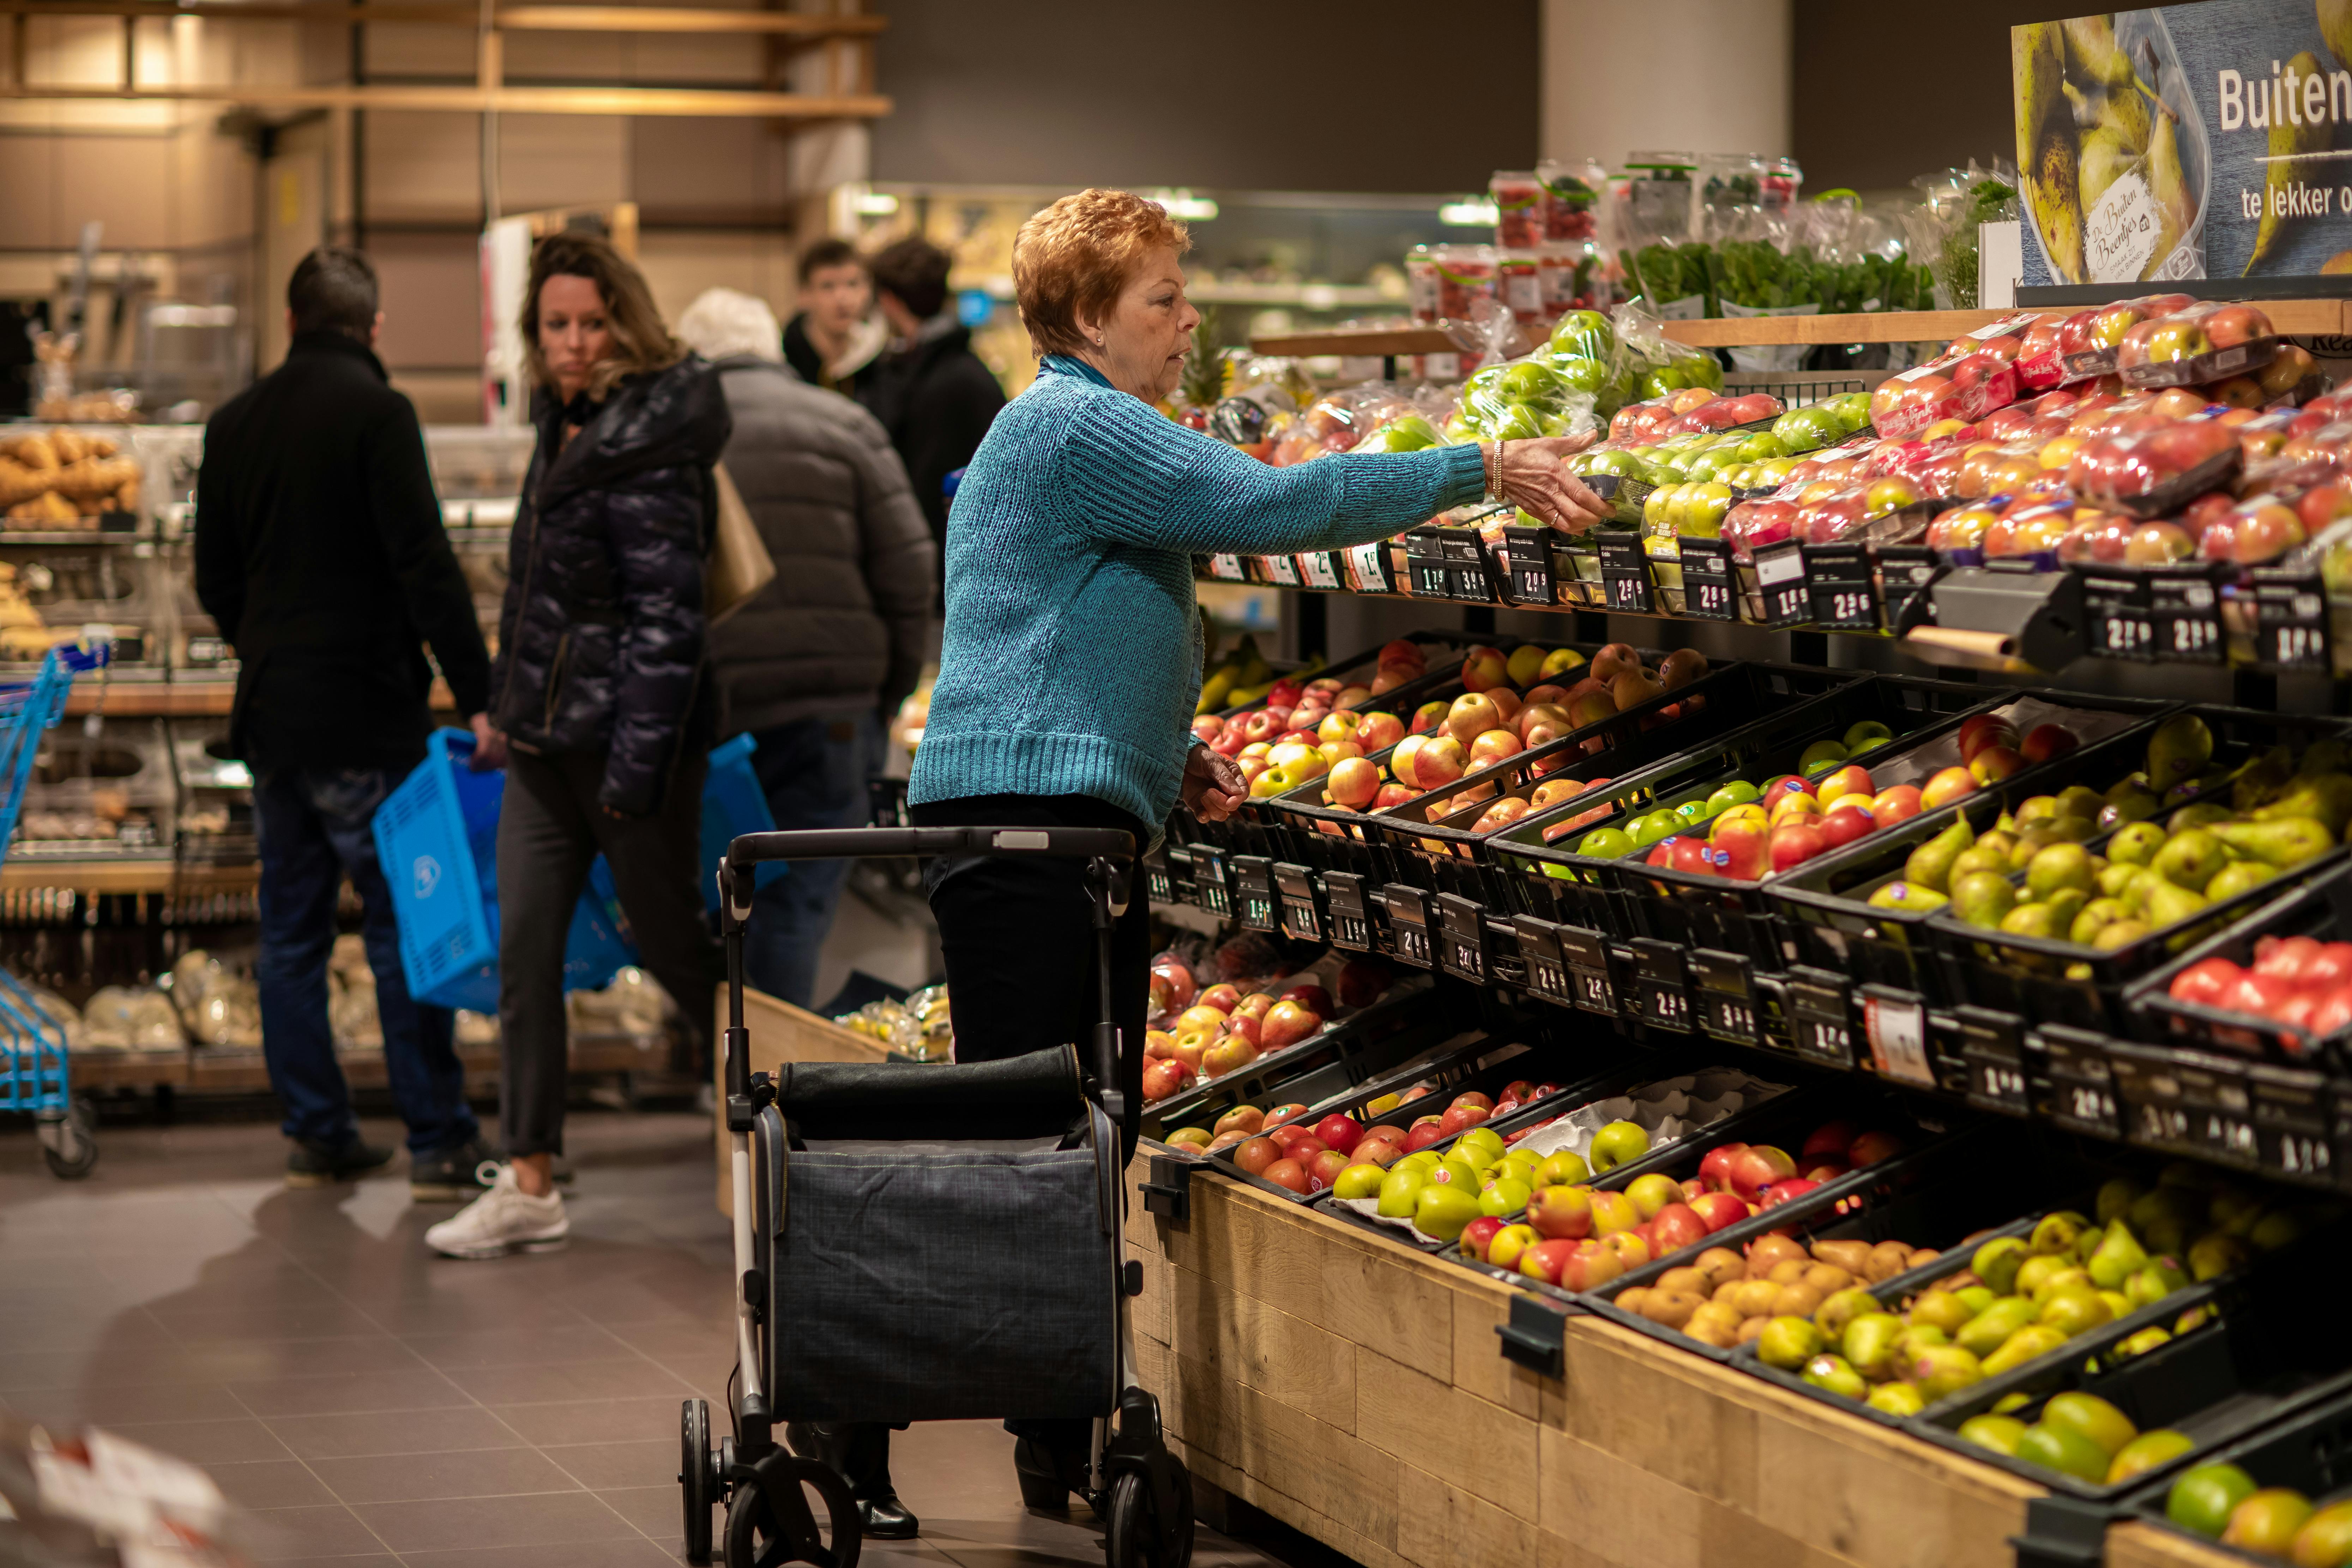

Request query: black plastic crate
[
  {"left": 1482, "top": 673, "right": 1993, "bottom": 951},
  {"left": 1567, "top": 1113, "right": 2008, "bottom": 1363},
  {"left": 1139, "top": 978, "right": 1443, "bottom": 1134},
  {"left": 1925, "top": 705, "right": 2352, "bottom": 1036},
  {"left": 2118, "top": 1373, "right": 2352, "bottom": 1564},
  {"left": 2129, "top": 863, "right": 2352, "bottom": 1069},
  {"left": 1768, "top": 696, "right": 2186, "bottom": 1009},
  {"left": 1255, "top": 637, "right": 1675, "bottom": 880},
  {"left": 1916, "top": 1218, "right": 2352, "bottom": 1501}
]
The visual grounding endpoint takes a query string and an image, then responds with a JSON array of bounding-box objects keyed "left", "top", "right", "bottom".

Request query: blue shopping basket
[{"left": 0, "top": 644, "right": 110, "bottom": 1178}]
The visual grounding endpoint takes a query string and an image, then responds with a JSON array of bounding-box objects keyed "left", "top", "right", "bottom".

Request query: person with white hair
[{"left": 676, "top": 285, "right": 936, "bottom": 1021}]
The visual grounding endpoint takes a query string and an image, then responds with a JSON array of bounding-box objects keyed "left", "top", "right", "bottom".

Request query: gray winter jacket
[{"left": 705, "top": 356, "right": 936, "bottom": 735}]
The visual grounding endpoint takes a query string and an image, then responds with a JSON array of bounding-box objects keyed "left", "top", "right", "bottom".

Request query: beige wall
[{"left": 1538, "top": 0, "right": 1793, "bottom": 175}]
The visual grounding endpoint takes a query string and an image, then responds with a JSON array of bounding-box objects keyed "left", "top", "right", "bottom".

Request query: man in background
[
  {"left": 861, "top": 236, "right": 1005, "bottom": 553},
  {"left": 782, "top": 238, "right": 887, "bottom": 400},
  {"left": 678, "top": 287, "right": 935, "bottom": 1018},
  {"left": 195, "top": 247, "right": 496, "bottom": 1199}
]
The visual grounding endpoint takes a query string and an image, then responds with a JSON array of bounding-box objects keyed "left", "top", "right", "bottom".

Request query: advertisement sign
[{"left": 2015, "top": 5, "right": 2352, "bottom": 285}]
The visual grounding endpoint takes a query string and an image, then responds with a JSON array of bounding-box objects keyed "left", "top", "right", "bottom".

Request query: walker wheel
[
  {"left": 723, "top": 1453, "right": 859, "bottom": 1568},
  {"left": 1105, "top": 1465, "right": 1193, "bottom": 1568},
  {"left": 38, "top": 1098, "right": 97, "bottom": 1180},
  {"left": 680, "top": 1399, "right": 714, "bottom": 1564}
]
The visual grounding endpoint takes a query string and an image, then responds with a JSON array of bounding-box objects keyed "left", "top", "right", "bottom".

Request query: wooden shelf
[
  {"left": 0, "top": 859, "right": 253, "bottom": 894},
  {"left": 65, "top": 682, "right": 232, "bottom": 718},
  {"left": 1250, "top": 299, "right": 2352, "bottom": 358},
  {"left": 73, "top": 1031, "right": 661, "bottom": 1093}
]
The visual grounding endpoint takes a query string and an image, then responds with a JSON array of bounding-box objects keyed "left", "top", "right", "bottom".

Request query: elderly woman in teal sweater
[{"left": 838, "top": 188, "right": 1605, "bottom": 1528}]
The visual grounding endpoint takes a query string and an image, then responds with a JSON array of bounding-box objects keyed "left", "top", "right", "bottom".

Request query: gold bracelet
[{"left": 1485, "top": 440, "right": 1503, "bottom": 501}]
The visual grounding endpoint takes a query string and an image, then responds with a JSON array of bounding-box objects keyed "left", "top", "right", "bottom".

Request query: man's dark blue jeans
[
  {"left": 254, "top": 765, "right": 478, "bottom": 1157},
  {"left": 743, "top": 712, "right": 883, "bottom": 1009}
]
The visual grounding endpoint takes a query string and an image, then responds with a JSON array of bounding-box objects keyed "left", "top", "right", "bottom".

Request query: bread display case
[
  {"left": 169, "top": 718, "right": 254, "bottom": 866},
  {"left": 10, "top": 716, "right": 173, "bottom": 863}
]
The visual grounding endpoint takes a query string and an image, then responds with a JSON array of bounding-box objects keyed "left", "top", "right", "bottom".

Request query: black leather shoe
[{"left": 856, "top": 1494, "right": 919, "bottom": 1539}]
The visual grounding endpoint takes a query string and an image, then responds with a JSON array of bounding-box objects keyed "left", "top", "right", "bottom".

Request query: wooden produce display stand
[
  {"left": 2104, "top": 1521, "right": 2245, "bottom": 1568},
  {"left": 710, "top": 983, "right": 889, "bottom": 1214},
  {"left": 1121, "top": 1150, "right": 2046, "bottom": 1568}
]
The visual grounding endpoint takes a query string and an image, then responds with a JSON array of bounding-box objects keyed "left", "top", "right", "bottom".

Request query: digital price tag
[
  {"left": 1257, "top": 553, "right": 1299, "bottom": 587},
  {"left": 1437, "top": 894, "right": 1487, "bottom": 984},
  {"left": 1784, "top": 969, "right": 1853, "bottom": 1067},
  {"left": 1639, "top": 979, "right": 1691, "bottom": 1031},
  {"left": 1145, "top": 859, "right": 1176, "bottom": 906},
  {"left": 1754, "top": 539, "right": 1810, "bottom": 628},
  {"left": 1974, "top": 1055, "right": 2033, "bottom": 1112},
  {"left": 2248, "top": 1063, "right": 2340, "bottom": 1188},
  {"left": 2079, "top": 571, "right": 2154, "bottom": 661},
  {"left": 1321, "top": 872, "right": 1373, "bottom": 951},
  {"left": 1701, "top": 989, "right": 1757, "bottom": 1043},
  {"left": 1238, "top": 888, "right": 1276, "bottom": 930},
  {"left": 1273, "top": 863, "right": 1323, "bottom": 943},
  {"left": 1794, "top": 1009, "right": 1855, "bottom": 1067},
  {"left": 1862, "top": 990, "right": 1935, "bottom": 1088},
  {"left": 1380, "top": 886, "right": 1435, "bottom": 968},
  {"left": 1805, "top": 543, "right": 1879, "bottom": 632},
  {"left": 1877, "top": 545, "right": 1941, "bottom": 631},
  {"left": 2173, "top": 1052, "right": 2260, "bottom": 1169},
  {"left": 1676, "top": 535, "right": 1738, "bottom": 621},
  {"left": 1513, "top": 915, "right": 1574, "bottom": 1007},
  {"left": 2150, "top": 569, "right": 2225, "bottom": 664},
  {"left": 1554, "top": 925, "right": 1619, "bottom": 1016},
  {"left": 2041, "top": 1027, "right": 2121, "bottom": 1140},
  {"left": 1595, "top": 532, "right": 1656, "bottom": 615},
  {"left": 1296, "top": 551, "right": 1340, "bottom": 591},
  {"left": 1346, "top": 541, "right": 1393, "bottom": 595},
  {"left": 2251, "top": 571, "right": 2333, "bottom": 671},
  {"left": 1687, "top": 948, "right": 1761, "bottom": 1046},
  {"left": 1958, "top": 1006, "right": 2034, "bottom": 1118},
  {"left": 1411, "top": 558, "right": 1452, "bottom": 598},
  {"left": 1206, "top": 553, "right": 1246, "bottom": 582}
]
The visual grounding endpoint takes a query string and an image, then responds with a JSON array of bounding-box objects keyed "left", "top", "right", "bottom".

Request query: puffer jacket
[
  {"left": 490, "top": 356, "right": 732, "bottom": 815},
  {"left": 704, "top": 357, "right": 936, "bottom": 734}
]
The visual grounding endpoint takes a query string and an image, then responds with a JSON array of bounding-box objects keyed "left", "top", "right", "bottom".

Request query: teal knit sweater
[{"left": 909, "top": 355, "right": 1488, "bottom": 832}]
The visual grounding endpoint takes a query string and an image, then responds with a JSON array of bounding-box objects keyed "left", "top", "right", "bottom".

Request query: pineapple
[{"left": 1176, "top": 308, "right": 1226, "bottom": 428}]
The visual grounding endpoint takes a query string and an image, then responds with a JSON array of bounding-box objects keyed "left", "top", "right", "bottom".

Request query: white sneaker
[{"left": 424, "top": 1164, "right": 569, "bottom": 1258}]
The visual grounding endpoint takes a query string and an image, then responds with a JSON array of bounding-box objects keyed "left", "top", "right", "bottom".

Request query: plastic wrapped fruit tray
[
  {"left": 2128, "top": 863, "right": 2352, "bottom": 1069},
  {"left": 2117, "top": 1368, "right": 2352, "bottom": 1564},
  {"left": 1195, "top": 1028, "right": 1622, "bottom": 1206},
  {"left": 1140, "top": 977, "right": 1443, "bottom": 1134},
  {"left": 1313, "top": 1055, "right": 1802, "bottom": 1255},
  {"left": 1482, "top": 674, "right": 1996, "bottom": 954},
  {"left": 1924, "top": 706, "right": 2352, "bottom": 1038},
  {"left": 1766, "top": 696, "right": 2185, "bottom": 1008},
  {"left": 1914, "top": 1215, "right": 2352, "bottom": 1502}
]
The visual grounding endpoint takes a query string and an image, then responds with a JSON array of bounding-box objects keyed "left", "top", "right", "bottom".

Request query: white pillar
[{"left": 1540, "top": 0, "right": 1794, "bottom": 175}]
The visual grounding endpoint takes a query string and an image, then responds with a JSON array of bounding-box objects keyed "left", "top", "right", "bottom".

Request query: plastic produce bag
[
  {"left": 1608, "top": 300, "right": 1723, "bottom": 405},
  {"left": 1902, "top": 163, "right": 2019, "bottom": 309},
  {"left": 1450, "top": 353, "right": 1599, "bottom": 444}
]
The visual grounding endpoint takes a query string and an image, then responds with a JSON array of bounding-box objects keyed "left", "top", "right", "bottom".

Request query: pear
[
  {"left": 2055, "top": 785, "right": 2105, "bottom": 821},
  {"left": 2127, "top": 1258, "right": 2190, "bottom": 1308},
  {"left": 2152, "top": 830, "right": 2230, "bottom": 892},
  {"left": 2063, "top": 14, "right": 2140, "bottom": 91},
  {"left": 1973, "top": 1235, "right": 2028, "bottom": 1295},
  {"left": 1802, "top": 1352, "right": 1867, "bottom": 1400},
  {"left": 1867, "top": 881, "right": 1948, "bottom": 912},
  {"left": 2212, "top": 815, "right": 2333, "bottom": 869},
  {"left": 1868, "top": 1381, "right": 1926, "bottom": 1417},
  {"left": 2253, "top": 777, "right": 2352, "bottom": 834},
  {"left": 2087, "top": 1222, "right": 2150, "bottom": 1289},
  {"left": 2015, "top": 23, "right": 2085, "bottom": 281},
  {"left": 2189, "top": 1231, "right": 2252, "bottom": 1281},
  {"left": 1950, "top": 845, "right": 2013, "bottom": 884},
  {"left": 2251, "top": 1211, "right": 2305, "bottom": 1252},
  {"left": 2142, "top": 878, "right": 2209, "bottom": 931},
  {"left": 2168, "top": 800, "right": 2233, "bottom": 834},
  {"left": 2027, "top": 843, "right": 2098, "bottom": 900},
  {"left": 2038, "top": 1286, "right": 2112, "bottom": 1338},
  {"left": 2114, "top": 1325, "right": 2172, "bottom": 1360},
  {"left": 2097, "top": 1177, "right": 2147, "bottom": 1226},
  {"left": 1814, "top": 1286, "right": 1880, "bottom": 1343},
  {"left": 1956, "top": 1295, "right": 2041, "bottom": 1357},
  {"left": 2045, "top": 888, "right": 2092, "bottom": 936},
  {"left": 2032, "top": 1210, "right": 2091, "bottom": 1257},
  {"left": 2249, "top": 52, "right": 2332, "bottom": 273},
  {"left": 1906, "top": 1344, "right": 1985, "bottom": 1403},
  {"left": 2146, "top": 106, "right": 2195, "bottom": 266},
  {"left": 2075, "top": 1223, "right": 2108, "bottom": 1265},
  {"left": 2014, "top": 796, "right": 2061, "bottom": 828},
  {"left": 1842, "top": 1311, "right": 1907, "bottom": 1380},
  {"left": 1904, "top": 817, "right": 1976, "bottom": 896},
  {"left": 1959, "top": 1413, "right": 2030, "bottom": 1455},
  {"left": 2000, "top": 901, "right": 2063, "bottom": 941},
  {"left": 1954, "top": 1285, "right": 1997, "bottom": 1317},
  {"left": 1908, "top": 1290, "right": 1978, "bottom": 1337},
  {"left": 2147, "top": 714, "right": 2215, "bottom": 792},
  {"left": 2065, "top": 898, "right": 2125, "bottom": 944},
  {"left": 2233, "top": 747, "right": 2297, "bottom": 812},
  {"left": 2008, "top": 827, "right": 2067, "bottom": 870},
  {"left": 1980, "top": 1323, "right": 2069, "bottom": 1375},
  {"left": 2099, "top": 788, "right": 2163, "bottom": 828},
  {"left": 2205, "top": 861, "right": 2275, "bottom": 904},
  {"left": 2107, "top": 821, "right": 2169, "bottom": 868},
  {"left": 2098, "top": 862, "right": 2143, "bottom": 898},
  {"left": 1954, "top": 872, "right": 2018, "bottom": 931}
]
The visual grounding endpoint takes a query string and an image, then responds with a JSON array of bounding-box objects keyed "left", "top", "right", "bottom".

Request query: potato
[
  {"left": 1656, "top": 1266, "right": 1707, "bottom": 1296},
  {"left": 1693, "top": 1247, "right": 1745, "bottom": 1292},
  {"left": 1811, "top": 1239, "right": 1874, "bottom": 1275},
  {"left": 1640, "top": 1290, "right": 1705, "bottom": 1330}
]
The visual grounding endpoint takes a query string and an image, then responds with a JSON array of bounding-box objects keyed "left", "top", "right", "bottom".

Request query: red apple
[
  {"left": 1438, "top": 1103, "right": 1490, "bottom": 1136},
  {"left": 1697, "top": 1142, "right": 1749, "bottom": 1192},
  {"left": 1141, "top": 1060, "right": 1192, "bottom": 1102},
  {"left": 1198, "top": 983, "right": 1241, "bottom": 1014},
  {"left": 1920, "top": 766, "right": 1978, "bottom": 808},
  {"left": 1261, "top": 1158, "right": 1310, "bottom": 1194},
  {"left": 1518, "top": 1238, "right": 1579, "bottom": 1285},
  {"left": 1260, "top": 1000, "right": 1322, "bottom": 1051},
  {"left": 1725, "top": 1145, "right": 1798, "bottom": 1201},
  {"left": 1357, "top": 711, "right": 1405, "bottom": 751},
  {"left": 1267, "top": 1123, "right": 1315, "bottom": 1151},
  {"left": 1403, "top": 1116, "right": 1449, "bottom": 1153},
  {"left": 1191, "top": 715, "right": 1223, "bottom": 744},
  {"left": 1451, "top": 1091, "right": 1495, "bottom": 1113},
  {"left": 1819, "top": 804, "right": 1876, "bottom": 850},
  {"left": 1264, "top": 1103, "right": 1310, "bottom": 1128},
  {"left": 1232, "top": 993, "right": 1276, "bottom": 1020},
  {"left": 1968, "top": 746, "right": 2024, "bottom": 785},
  {"left": 1234, "top": 1135, "right": 1280, "bottom": 1175},
  {"left": 1800, "top": 1120, "right": 1857, "bottom": 1162},
  {"left": 1459, "top": 1215, "right": 1506, "bottom": 1261},
  {"left": 1759, "top": 1177, "right": 1821, "bottom": 1209},
  {"left": 1956, "top": 716, "right": 2018, "bottom": 761},
  {"left": 1459, "top": 646, "right": 1509, "bottom": 692},
  {"left": 1868, "top": 785, "right": 1923, "bottom": 828},
  {"left": 1201, "top": 1036, "right": 1259, "bottom": 1078},
  {"left": 1281, "top": 983, "right": 1334, "bottom": 1015},
  {"left": 1689, "top": 1192, "right": 1749, "bottom": 1232},
  {"left": 1768, "top": 821, "right": 1828, "bottom": 871},
  {"left": 2019, "top": 724, "right": 2078, "bottom": 765},
  {"left": 1526, "top": 1184, "right": 1593, "bottom": 1240},
  {"left": 1306, "top": 1149, "right": 1351, "bottom": 1192},
  {"left": 1151, "top": 959, "right": 1196, "bottom": 1010},
  {"left": 1651, "top": 1202, "right": 1709, "bottom": 1255},
  {"left": 1848, "top": 1130, "right": 1904, "bottom": 1165},
  {"left": 1312, "top": 1113, "right": 1364, "bottom": 1155},
  {"left": 1558, "top": 1239, "right": 1626, "bottom": 1291}
]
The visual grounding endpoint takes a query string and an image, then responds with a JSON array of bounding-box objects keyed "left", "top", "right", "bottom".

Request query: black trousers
[{"left": 495, "top": 746, "right": 722, "bottom": 1157}]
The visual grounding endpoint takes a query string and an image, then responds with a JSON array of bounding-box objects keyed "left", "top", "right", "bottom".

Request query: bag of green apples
[
  {"left": 1447, "top": 352, "right": 1600, "bottom": 445},
  {"left": 1608, "top": 300, "right": 1724, "bottom": 407}
]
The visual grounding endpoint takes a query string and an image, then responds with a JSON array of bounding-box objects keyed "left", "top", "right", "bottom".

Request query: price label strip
[
  {"left": 1594, "top": 532, "right": 1657, "bottom": 615},
  {"left": 1877, "top": 545, "right": 1941, "bottom": 631},
  {"left": 1754, "top": 539, "right": 1811, "bottom": 629},
  {"left": 1346, "top": 541, "right": 1394, "bottom": 595},
  {"left": 2150, "top": 569, "right": 2225, "bottom": 664},
  {"left": 1296, "top": 551, "right": 1340, "bottom": 591},
  {"left": 1257, "top": 553, "right": 1299, "bottom": 587},
  {"left": 1675, "top": 535, "right": 1738, "bottom": 622},
  {"left": 2079, "top": 571, "right": 2154, "bottom": 661},
  {"left": 1862, "top": 991, "right": 1935, "bottom": 1088},
  {"left": 1500, "top": 525, "right": 1557, "bottom": 608},
  {"left": 2251, "top": 571, "right": 2333, "bottom": 671},
  {"left": 1804, "top": 543, "right": 1880, "bottom": 633},
  {"left": 1639, "top": 979, "right": 1691, "bottom": 1032},
  {"left": 1205, "top": 553, "right": 1246, "bottom": 583}
]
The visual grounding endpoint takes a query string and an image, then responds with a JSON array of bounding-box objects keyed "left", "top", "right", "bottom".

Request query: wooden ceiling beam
[
  {"left": 0, "top": 1, "right": 886, "bottom": 32},
  {"left": 0, "top": 80, "right": 890, "bottom": 113}
]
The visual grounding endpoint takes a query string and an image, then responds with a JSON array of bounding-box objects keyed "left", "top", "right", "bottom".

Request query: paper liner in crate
[{"left": 1332, "top": 1069, "right": 1787, "bottom": 1244}]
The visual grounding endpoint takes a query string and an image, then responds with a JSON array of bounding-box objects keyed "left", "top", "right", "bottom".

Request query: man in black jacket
[
  {"left": 862, "top": 237, "right": 1004, "bottom": 556},
  {"left": 196, "top": 247, "right": 497, "bottom": 1198}
]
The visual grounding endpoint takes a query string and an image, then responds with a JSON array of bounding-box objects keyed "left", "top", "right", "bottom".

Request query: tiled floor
[{"left": 0, "top": 1110, "right": 1314, "bottom": 1568}]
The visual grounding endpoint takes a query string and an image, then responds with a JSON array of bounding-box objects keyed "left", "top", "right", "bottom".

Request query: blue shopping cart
[{"left": 0, "top": 644, "right": 110, "bottom": 1178}]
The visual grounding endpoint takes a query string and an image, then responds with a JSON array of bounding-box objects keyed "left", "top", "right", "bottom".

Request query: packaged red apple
[
  {"left": 2013, "top": 312, "right": 2081, "bottom": 389},
  {"left": 1723, "top": 497, "right": 1797, "bottom": 563},
  {"left": 1790, "top": 477, "right": 1944, "bottom": 546},
  {"left": 1980, "top": 498, "right": 2080, "bottom": 561},
  {"left": 2066, "top": 411, "right": 2242, "bottom": 518},
  {"left": 2116, "top": 300, "right": 2279, "bottom": 388},
  {"left": 2056, "top": 511, "right": 2196, "bottom": 567},
  {"left": 2195, "top": 481, "right": 2352, "bottom": 565},
  {"left": 2057, "top": 293, "right": 2199, "bottom": 381},
  {"left": 1867, "top": 317, "right": 2035, "bottom": 440}
]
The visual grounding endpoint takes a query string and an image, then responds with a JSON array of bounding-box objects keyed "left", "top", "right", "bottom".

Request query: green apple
[
  {"left": 1333, "top": 1163, "right": 1387, "bottom": 1202},
  {"left": 1589, "top": 1120, "right": 1650, "bottom": 1172},
  {"left": 1841, "top": 720, "right": 1893, "bottom": 751}
]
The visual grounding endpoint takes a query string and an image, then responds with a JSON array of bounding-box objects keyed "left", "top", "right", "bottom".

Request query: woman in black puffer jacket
[{"left": 427, "top": 233, "right": 729, "bottom": 1260}]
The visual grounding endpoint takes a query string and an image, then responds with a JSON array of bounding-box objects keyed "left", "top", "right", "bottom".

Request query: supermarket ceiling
[{"left": 869, "top": 0, "right": 1540, "bottom": 193}]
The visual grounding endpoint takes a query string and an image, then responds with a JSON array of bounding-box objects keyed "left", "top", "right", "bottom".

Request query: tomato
[
  {"left": 2171, "top": 958, "right": 2244, "bottom": 1008},
  {"left": 2253, "top": 935, "right": 2322, "bottom": 982},
  {"left": 2306, "top": 943, "right": 2352, "bottom": 991},
  {"left": 2275, "top": 994, "right": 2320, "bottom": 1031},
  {"left": 2227, "top": 973, "right": 2296, "bottom": 1018},
  {"left": 2308, "top": 986, "right": 2352, "bottom": 1038}
]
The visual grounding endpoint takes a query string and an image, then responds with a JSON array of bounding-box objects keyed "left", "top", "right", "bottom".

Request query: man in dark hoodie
[
  {"left": 861, "top": 237, "right": 1005, "bottom": 554},
  {"left": 781, "top": 237, "right": 886, "bottom": 400},
  {"left": 195, "top": 247, "right": 495, "bottom": 1198}
]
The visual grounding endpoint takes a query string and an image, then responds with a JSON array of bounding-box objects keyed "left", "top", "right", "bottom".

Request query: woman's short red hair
[{"left": 1012, "top": 189, "right": 1190, "bottom": 360}]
